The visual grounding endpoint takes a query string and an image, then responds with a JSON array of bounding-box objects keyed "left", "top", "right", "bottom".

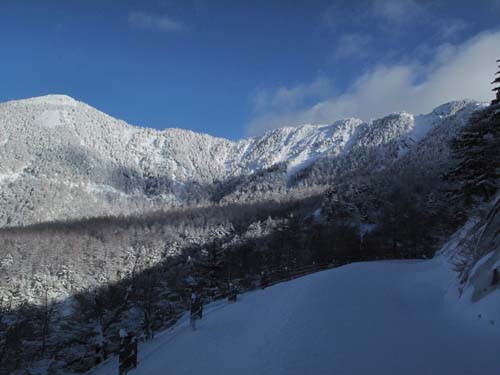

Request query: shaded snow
[
  {"left": 409, "top": 113, "right": 435, "bottom": 142},
  {"left": 91, "top": 259, "right": 500, "bottom": 375}
]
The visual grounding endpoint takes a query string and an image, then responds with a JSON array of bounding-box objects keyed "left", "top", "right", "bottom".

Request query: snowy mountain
[
  {"left": 1, "top": 95, "right": 496, "bottom": 375},
  {"left": 0, "top": 95, "right": 484, "bottom": 227}
]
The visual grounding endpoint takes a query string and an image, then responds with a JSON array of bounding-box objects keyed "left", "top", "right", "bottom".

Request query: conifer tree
[
  {"left": 445, "top": 60, "right": 500, "bottom": 206},
  {"left": 447, "top": 106, "right": 500, "bottom": 205},
  {"left": 492, "top": 59, "right": 500, "bottom": 105}
]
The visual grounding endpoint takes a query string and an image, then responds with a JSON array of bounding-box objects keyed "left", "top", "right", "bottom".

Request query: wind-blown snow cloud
[
  {"left": 128, "top": 11, "right": 185, "bottom": 33},
  {"left": 247, "top": 30, "right": 500, "bottom": 136}
]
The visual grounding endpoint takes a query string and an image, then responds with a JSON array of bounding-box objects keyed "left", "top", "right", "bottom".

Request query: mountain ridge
[
  {"left": 0, "top": 95, "right": 485, "bottom": 227},
  {"left": 2, "top": 94, "right": 480, "bottom": 143}
]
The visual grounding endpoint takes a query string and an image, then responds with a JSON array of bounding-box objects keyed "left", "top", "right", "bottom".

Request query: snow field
[{"left": 91, "top": 258, "right": 500, "bottom": 375}]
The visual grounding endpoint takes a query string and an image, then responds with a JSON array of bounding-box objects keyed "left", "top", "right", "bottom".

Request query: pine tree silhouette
[{"left": 492, "top": 59, "right": 500, "bottom": 105}]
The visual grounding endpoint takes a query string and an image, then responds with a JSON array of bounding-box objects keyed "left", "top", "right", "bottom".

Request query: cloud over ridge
[{"left": 247, "top": 30, "right": 500, "bottom": 136}]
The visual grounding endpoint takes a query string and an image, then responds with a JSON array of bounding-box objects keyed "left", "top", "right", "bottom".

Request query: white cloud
[
  {"left": 324, "top": 0, "right": 430, "bottom": 30},
  {"left": 128, "top": 11, "right": 185, "bottom": 33},
  {"left": 372, "top": 0, "right": 425, "bottom": 23},
  {"left": 333, "top": 33, "right": 373, "bottom": 59},
  {"left": 325, "top": 0, "right": 468, "bottom": 63},
  {"left": 372, "top": 0, "right": 424, "bottom": 23},
  {"left": 438, "top": 19, "right": 467, "bottom": 39},
  {"left": 246, "top": 30, "right": 500, "bottom": 136},
  {"left": 253, "top": 76, "right": 331, "bottom": 113}
]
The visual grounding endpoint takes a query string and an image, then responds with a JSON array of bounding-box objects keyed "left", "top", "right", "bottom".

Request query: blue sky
[{"left": 0, "top": 0, "right": 499, "bottom": 139}]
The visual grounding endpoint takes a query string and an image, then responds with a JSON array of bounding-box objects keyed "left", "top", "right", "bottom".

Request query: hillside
[
  {"left": 0, "top": 96, "right": 485, "bottom": 310},
  {"left": 1, "top": 96, "right": 495, "bottom": 375},
  {"left": 89, "top": 258, "right": 500, "bottom": 375},
  {"left": 0, "top": 95, "right": 483, "bottom": 227},
  {"left": 440, "top": 195, "right": 500, "bottom": 308}
]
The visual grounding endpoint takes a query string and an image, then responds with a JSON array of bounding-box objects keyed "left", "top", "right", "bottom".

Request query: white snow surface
[{"left": 90, "top": 259, "right": 500, "bottom": 375}]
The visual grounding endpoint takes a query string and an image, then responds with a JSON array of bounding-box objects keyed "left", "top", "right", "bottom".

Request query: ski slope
[{"left": 91, "top": 259, "right": 500, "bottom": 375}]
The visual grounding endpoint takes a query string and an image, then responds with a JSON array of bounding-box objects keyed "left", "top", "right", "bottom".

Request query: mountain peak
[
  {"left": 430, "top": 99, "right": 482, "bottom": 117},
  {"left": 0, "top": 95, "right": 484, "bottom": 227},
  {"left": 12, "top": 94, "right": 79, "bottom": 107}
]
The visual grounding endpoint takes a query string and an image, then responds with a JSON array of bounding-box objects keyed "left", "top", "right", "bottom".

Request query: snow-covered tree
[
  {"left": 448, "top": 105, "right": 500, "bottom": 206},
  {"left": 492, "top": 58, "right": 500, "bottom": 105}
]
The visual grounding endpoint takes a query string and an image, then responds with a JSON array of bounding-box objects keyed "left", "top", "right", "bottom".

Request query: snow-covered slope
[
  {"left": 90, "top": 259, "right": 500, "bottom": 375},
  {"left": 0, "top": 95, "right": 483, "bottom": 226},
  {"left": 439, "top": 195, "right": 500, "bottom": 322}
]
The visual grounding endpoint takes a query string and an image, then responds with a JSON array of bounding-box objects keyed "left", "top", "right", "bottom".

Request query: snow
[
  {"left": 250, "top": 119, "right": 363, "bottom": 179},
  {"left": 359, "top": 223, "right": 376, "bottom": 238},
  {"left": 437, "top": 216, "right": 481, "bottom": 258},
  {"left": 35, "top": 109, "right": 64, "bottom": 128},
  {"left": 0, "top": 171, "right": 21, "bottom": 183},
  {"left": 0, "top": 132, "right": 8, "bottom": 146},
  {"left": 452, "top": 281, "right": 500, "bottom": 333},
  {"left": 0, "top": 95, "right": 483, "bottom": 226},
  {"left": 312, "top": 208, "right": 322, "bottom": 223},
  {"left": 90, "top": 259, "right": 500, "bottom": 375},
  {"left": 13, "top": 94, "right": 79, "bottom": 107},
  {"left": 119, "top": 329, "right": 128, "bottom": 338},
  {"left": 468, "top": 251, "right": 496, "bottom": 278},
  {"left": 408, "top": 101, "right": 481, "bottom": 143},
  {"left": 410, "top": 113, "right": 435, "bottom": 142}
]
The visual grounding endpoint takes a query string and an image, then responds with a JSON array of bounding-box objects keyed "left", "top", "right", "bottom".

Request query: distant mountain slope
[{"left": 0, "top": 95, "right": 484, "bottom": 226}]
